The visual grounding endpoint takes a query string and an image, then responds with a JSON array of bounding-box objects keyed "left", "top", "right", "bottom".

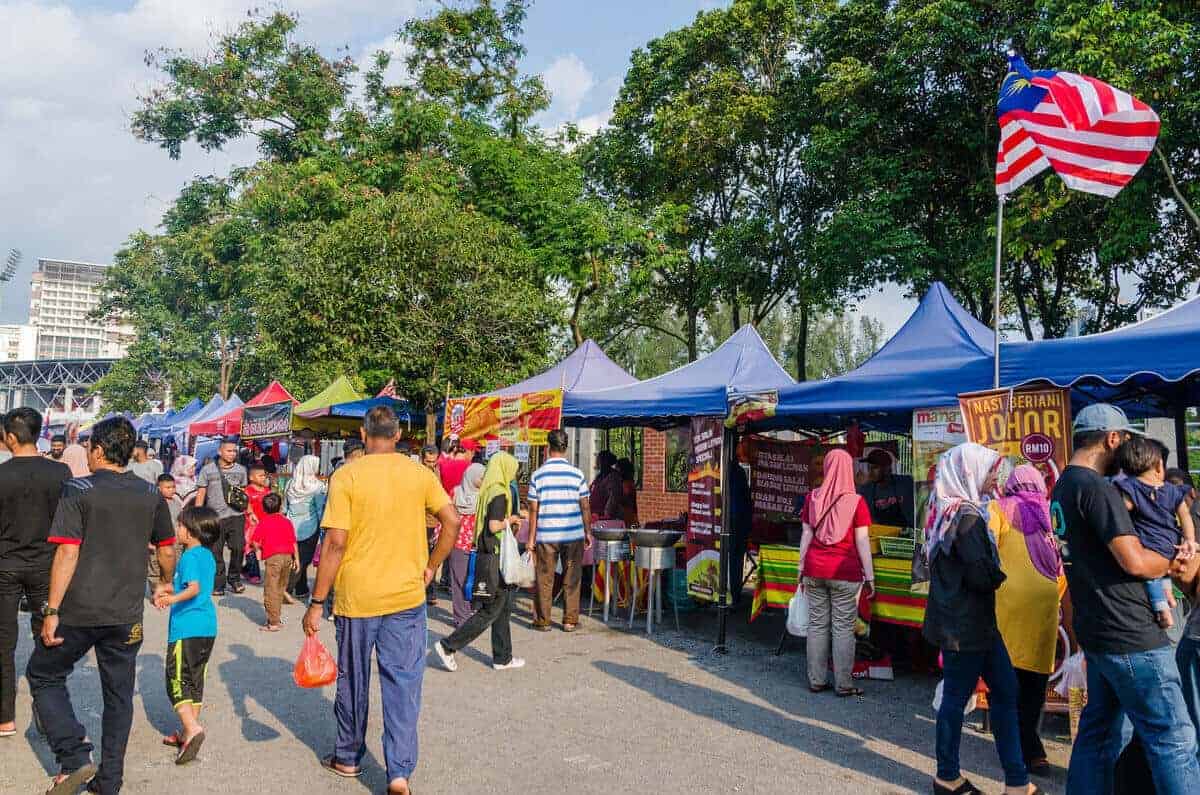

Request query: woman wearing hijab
[
  {"left": 924, "top": 443, "right": 1038, "bottom": 795},
  {"left": 992, "top": 464, "right": 1067, "bottom": 776},
  {"left": 796, "top": 449, "right": 874, "bottom": 696},
  {"left": 432, "top": 452, "right": 525, "bottom": 672},
  {"left": 61, "top": 441, "right": 90, "bottom": 478},
  {"left": 285, "top": 454, "right": 327, "bottom": 599},
  {"left": 590, "top": 450, "right": 621, "bottom": 520},
  {"left": 170, "top": 453, "right": 198, "bottom": 499},
  {"left": 448, "top": 463, "right": 485, "bottom": 627}
]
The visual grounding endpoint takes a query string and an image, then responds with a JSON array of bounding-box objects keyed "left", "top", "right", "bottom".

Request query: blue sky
[{"left": 0, "top": 0, "right": 912, "bottom": 331}]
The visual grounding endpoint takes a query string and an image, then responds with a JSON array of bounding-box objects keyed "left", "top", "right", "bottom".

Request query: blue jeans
[
  {"left": 1067, "top": 645, "right": 1200, "bottom": 794},
  {"left": 937, "top": 637, "right": 1028, "bottom": 787},
  {"left": 334, "top": 604, "right": 427, "bottom": 784},
  {"left": 1176, "top": 636, "right": 1200, "bottom": 746}
]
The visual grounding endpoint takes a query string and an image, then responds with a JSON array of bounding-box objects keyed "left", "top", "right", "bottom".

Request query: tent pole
[
  {"left": 715, "top": 425, "right": 734, "bottom": 654},
  {"left": 1175, "top": 401, "right": 1191, "bottom": 474},
  {"left": 993, "top": 195, "right": 1006, "bottom": 389}
]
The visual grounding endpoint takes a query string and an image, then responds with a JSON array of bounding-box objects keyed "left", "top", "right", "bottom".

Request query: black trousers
[
  {"left": 1014, "top": 667, "right": 1049, "bottom": 763},
  {"left": 210, "top": 515, "right": 245, "bottom": 590},
  {"left": 0, "top": 567, "right": 48, "bottom": 723},
  {"left": 441, "top": 588, "right": 513, "bottom": 665},
  {"left": 290, "top": 534, "right": 320, "bottom": 597},
  {"left": 26, "top": 622, "right": 141, "bottom": 795}
]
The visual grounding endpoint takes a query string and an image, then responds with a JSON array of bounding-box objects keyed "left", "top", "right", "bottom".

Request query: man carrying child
[{"left": 1052, "top": 404, "right": 1200, "bottom": 793}]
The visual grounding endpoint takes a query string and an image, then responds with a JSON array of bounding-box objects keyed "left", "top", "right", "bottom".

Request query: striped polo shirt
[{"left": 528, "top": 456, "right": 589, "bottom": 544}]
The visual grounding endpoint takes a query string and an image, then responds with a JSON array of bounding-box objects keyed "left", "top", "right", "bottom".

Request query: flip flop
[
  {"left": 162, "top": 733, "right": 182, "bottom": 748},
  {"left": 175, "top": 730, "right": 205, "bottom": 765},
  {"left": 562, "top": 623, "right": 578, "bottom": 633},
  {"left": 321, "top": 755, "right": 362, "bottom": 778},
  {"left": 46, "top": 764, "right": 97, "bottom": 795},
  {"left": 836, "top": 687, "right": 865, "bottom": 697},
  {"left": 0, "top": 728, "right": 16, "bottom": 738},
  {"left": 809, "top": 684, "right": 831, "bottom": 694}
]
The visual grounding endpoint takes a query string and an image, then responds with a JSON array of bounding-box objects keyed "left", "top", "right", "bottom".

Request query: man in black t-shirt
[
  {"left": 0, "top": 408, "right": 70, "bottom": 738},
  {"left": 25, "top": 416, "right": 176, "bottom": 795},
  {"left": 1052, "top": 403, "right": 1200, "bottom": 794},
  {"left": 858, "top": 449, "right": 914, "bottom": 527}
]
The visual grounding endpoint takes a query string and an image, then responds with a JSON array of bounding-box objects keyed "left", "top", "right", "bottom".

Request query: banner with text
[
  {"left": 444, "top": 388, "right": 564, "bottom": 446},
  {"left": 686, "top": 417, "right": 724, "bottom": 602},
  {"left": 957, "top": 386, "right": 1072, "bottom": 492},
  {"left": 912, "top": 407, "right": 969, "bottom": 532},
  {"left": 240, "top": 402, "right": 293, "bottom": 440},
  {"left": 749, "top": 438, "right": 811, "bottom": 543}
]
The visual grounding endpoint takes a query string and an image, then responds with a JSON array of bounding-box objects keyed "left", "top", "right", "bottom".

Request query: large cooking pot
[
  {"left": 630, "top": 529, "right": 684, "bottom": 548},
  {"left": 592, "top": 525, "right": 629, "bottom": 542}
]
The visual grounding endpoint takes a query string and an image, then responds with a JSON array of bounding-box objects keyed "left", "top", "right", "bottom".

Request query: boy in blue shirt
[{"left": 153, "top": 505, "right": 220, "bottom": 765}]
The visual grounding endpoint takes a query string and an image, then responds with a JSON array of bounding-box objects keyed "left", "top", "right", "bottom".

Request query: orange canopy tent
[{"left": 188, "top": 381, "right": 297, "bottom": 437}]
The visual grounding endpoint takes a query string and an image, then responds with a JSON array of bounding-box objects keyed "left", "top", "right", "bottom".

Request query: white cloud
[
  {"left": 0, "top": 0, "right": 422, "bottom": 323},
  {"left": 542, "top": 53, "right": 594, "bottom": 120}
]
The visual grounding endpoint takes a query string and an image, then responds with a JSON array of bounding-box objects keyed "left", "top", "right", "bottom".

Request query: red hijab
[{"left": 809, "top": 449, "right": 860, "bottom": 545}]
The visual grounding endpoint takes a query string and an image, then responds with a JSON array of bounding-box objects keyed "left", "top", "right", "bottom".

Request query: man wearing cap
[
  {"left": 1053, "top": 403, "right": 1200, "bottom": 794},
  {"left": 858, "top": 449, "right": 914, "bottom": 528}
]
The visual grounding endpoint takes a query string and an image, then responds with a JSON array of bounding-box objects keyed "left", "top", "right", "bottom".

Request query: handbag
[
  {"left": 472, "top": 530, "right": 501, "bottom": 600},
  {"left": 221, "top": 470, "right": 249, "bottom": 513}
]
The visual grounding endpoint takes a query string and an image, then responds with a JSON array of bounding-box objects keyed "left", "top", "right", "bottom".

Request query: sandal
[
  {"left": 162, "top": 733, "right": 182, "bottom": 748},
  {"left": 931, "top": 779, "right": 983, "bottom": 795},
  {"left": 531, "top": 623, "right": 552, "bottom": 632},
  {"left": 321, "top": 755, "right": 362, "bottom": 778},
  {"left": 809, "top": 684, "right": 831, "bottom": 694},
  {"left": 46, "top": 764, "right": 97, "bottom": 795},
  {"left": 562, "top": 623, "right": 578, "bottom": 633},
  {"left": 836, "top": 686, "right": 865, "bottom": 697},
  {"left": 175, "top": 731, "right": 205, "bottom": 765}
]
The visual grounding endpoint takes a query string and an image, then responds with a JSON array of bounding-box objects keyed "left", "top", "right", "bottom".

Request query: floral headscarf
[{"left": 924, "top": 442, "right": 1000, "bottom": 559}]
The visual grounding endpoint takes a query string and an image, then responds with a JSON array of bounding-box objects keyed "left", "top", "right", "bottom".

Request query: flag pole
[{"left": 993, "top": 195, "right": 1005, "bottom": 388}]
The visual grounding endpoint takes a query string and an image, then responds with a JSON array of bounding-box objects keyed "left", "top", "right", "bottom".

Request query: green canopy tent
[{"left": 291, "top": 375, "right": 367, "bottom": 435}]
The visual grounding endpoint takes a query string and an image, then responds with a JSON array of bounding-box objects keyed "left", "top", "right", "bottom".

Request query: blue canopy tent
[
  {"left": 493, "top": 339, "right": 638, "bottom": 400},
  {"left": 167, "top": 394, "right": 241, "bottom": 452},
  {"left": 1000, "top": 292, "right": 1200, "bottom": 415},
  {"left": 563, "top": 325, "right": 795, "bottom": 429},
  {"left": 323, "top": 396, "right": 415, "bottom": 424},
  {"left": 145, "top": 397, "right": 203, "bottom": 440},
  {"left": 750, "top": 283, "right": 995, "bottom": 434}
]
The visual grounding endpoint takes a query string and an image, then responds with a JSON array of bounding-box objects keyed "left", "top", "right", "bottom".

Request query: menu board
[
  {"left": 912, "top": 407, "right": 968, "bottom": 531},
  {"left": 686, "top": 418, "right": 723, "bottom": 602},
  {"left": 958, "top": 386, "right": 1072, "bottom": 492},
  {"left": 750, "top": 439, "right": 811, "bottom": 542}
]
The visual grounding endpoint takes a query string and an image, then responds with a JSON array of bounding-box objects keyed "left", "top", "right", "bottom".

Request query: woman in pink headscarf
[
  {"left": 991, "top": 464, "right": 1067, "bottom": 775},
  {"left": 797, "top": 449, "right": 874, "bottom": 696}
]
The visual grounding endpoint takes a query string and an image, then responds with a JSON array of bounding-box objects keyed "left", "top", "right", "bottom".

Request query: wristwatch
[
  {"left": 41, "top": 603, "right": 59, "bottom": 617},
  {"left": 308, "top": 596, "right": 327, "bottom": 608}
]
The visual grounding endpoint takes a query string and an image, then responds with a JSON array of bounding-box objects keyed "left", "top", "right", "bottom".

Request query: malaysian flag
[
  {"left": 377, "top": 378, "right": 397, "bottom": 398},
  {"left": 995, "top": 52, "right": 1160, "bottom": 198}
]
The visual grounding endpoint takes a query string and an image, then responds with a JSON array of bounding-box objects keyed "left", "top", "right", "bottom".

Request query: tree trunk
[
  {"left": 687, "top": 307, "right": 699, "bottom": 362},
  {"left": 795, "top": 303, "right": 809, "bottom": 382},
  {"left": 731, "top": 300, "right": 741, "bottom": 330},
  {"left": 1156, "top": 146, "right": 1200, "bottom": 233}
]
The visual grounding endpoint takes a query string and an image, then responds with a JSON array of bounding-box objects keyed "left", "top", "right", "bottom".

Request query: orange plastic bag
[{"left": 293, "top": 635, "right": 338, "bottom": 688}]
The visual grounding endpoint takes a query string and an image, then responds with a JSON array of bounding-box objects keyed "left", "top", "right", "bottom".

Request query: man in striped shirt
[{"left": 526, "top": 430, "right": 591, "bottom": 632}]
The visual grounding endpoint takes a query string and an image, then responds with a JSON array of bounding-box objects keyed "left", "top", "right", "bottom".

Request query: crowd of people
[
  {"left": 0, "top": 402, "right": 646, "bottom": 794},
  {"left": 11, "top": 393, "right": 1200, "bottom": 793}
]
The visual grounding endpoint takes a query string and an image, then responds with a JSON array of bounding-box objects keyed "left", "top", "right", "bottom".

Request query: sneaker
[
  {"left": 230, "top": 582, "right": 246, "bottom": 594},
  {"left": 212, "top": 589, "right": 226, "bottom": 598},
  {"left": 492, "top": 657, "right": 526, "bottom": 671},
  {"left": 431, "top": 641, "right": 458, "bottom": 672}
]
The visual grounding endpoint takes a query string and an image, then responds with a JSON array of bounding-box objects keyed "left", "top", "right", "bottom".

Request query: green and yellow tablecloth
[{"left": 751, "top": 543, "right": 927, "bottom": 629}]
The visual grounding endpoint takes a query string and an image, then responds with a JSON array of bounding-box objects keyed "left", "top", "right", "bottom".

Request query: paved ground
[{"left": 1, "top": 586, "right": 1070, "bottom": 794}]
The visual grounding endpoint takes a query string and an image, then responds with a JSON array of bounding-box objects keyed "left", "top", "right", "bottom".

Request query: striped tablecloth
[
  {"left": 872, "top": 556, "right": 927, "bottom": 629},
  {"left": 751, "top": 544, "right": 927, "bottom": 628}
]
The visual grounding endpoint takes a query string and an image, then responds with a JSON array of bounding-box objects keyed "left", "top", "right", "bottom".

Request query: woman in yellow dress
[{"left": 991, "top": 464, "right": 1069, "bottom": 775}]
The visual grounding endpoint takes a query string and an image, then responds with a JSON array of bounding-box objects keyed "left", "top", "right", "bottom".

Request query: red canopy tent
[{"left": 188, "top": 381, "right": 297, "bottom": 437}]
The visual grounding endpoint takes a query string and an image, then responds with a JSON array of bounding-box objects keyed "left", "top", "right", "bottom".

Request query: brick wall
[{"left": 637, "top": 428, "right": 688, "bottom": 523}]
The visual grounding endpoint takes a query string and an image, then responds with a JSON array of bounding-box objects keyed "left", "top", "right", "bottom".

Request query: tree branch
[{"left": 1156, "top": 146, "right": 1200, "bottom": 233}]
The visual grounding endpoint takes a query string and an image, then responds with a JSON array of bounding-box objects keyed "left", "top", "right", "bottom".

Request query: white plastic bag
[
  {"left": 1053, "top": 651, "right": 1087, "bottom": 699},
  {"left": 931, "top": 680, "right": 978, "bottom": 715},
  {"left": 786, "top": 588, "right": 809, "bottom": 637},
  {"left": 499, "top": 529, "right": 535, "bottom": 588}
]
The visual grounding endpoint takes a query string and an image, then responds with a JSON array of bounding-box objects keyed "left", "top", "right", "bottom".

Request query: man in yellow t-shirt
[{"left": 302, "top": 405, "right": 458, "bottom": 795}]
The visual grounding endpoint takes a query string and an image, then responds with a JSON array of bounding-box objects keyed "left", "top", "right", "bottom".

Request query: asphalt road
[{"left": 1, "top": 586, "right": 1069, "bottom": 794}]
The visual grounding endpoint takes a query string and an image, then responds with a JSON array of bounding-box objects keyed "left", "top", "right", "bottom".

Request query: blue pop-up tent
[
  {"left": 323, "top": 396, "right": 415, "bottom": 424},
  {"left": 493, "top": 339, "right": 637, "bottom": 398},
  {"left": 145, "top": 398, "right": 202, "bottom": 439},
  {"left": 563, "top": 325, "right": 795, "bottom": 428},
  {"left": 1000, "top": 293, "right": 1200, "bottom": 414},
  {"left": 755, "top": 283, "right": 995, "bottom": 433}
]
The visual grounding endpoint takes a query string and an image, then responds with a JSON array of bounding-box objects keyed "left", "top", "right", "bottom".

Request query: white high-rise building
[
  {"left": 29, "top": 258, "right": 134, "bottom": 359},
  {"left": 0, "top": 324, "right": 38, "bottom": 361}
]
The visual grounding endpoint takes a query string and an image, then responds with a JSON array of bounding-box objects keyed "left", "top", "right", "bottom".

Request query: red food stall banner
[
  {"left": 444, "top": 388, "right": 563, "bottom": 446},
  {"left": 749, "top": 439, "right": 812, "bottom": 543},
  {"left": 686, "top": 417, "right": 723, "bottom": 602}
]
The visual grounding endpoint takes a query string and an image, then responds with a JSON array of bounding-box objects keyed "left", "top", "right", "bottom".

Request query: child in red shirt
[
  {"left": 251, "top": 493, "right": 299, "bottom": 631},
  {"left": 242, "top": 464, "right": 271, "bottom": 586}
]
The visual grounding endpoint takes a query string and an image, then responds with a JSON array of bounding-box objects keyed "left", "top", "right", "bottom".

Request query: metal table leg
[
  {"left": 602, "top": 561, "right": 611, "bottom": 624},
  {"left": 646, "top": 568, "right": 654, "bottom": 635}
]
